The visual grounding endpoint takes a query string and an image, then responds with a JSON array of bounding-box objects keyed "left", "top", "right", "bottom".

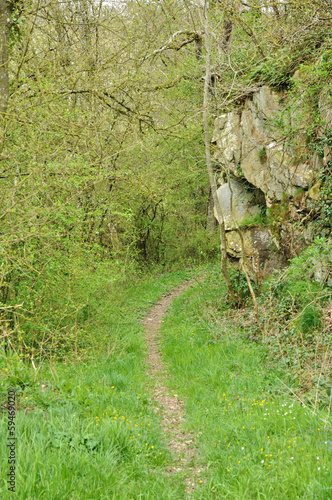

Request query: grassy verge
[
  {"left": 161, "top": 266, "right": 332, "bottom": 499},
  {"left": 0, "top": 268, "right": 191, "bottom": 499}
]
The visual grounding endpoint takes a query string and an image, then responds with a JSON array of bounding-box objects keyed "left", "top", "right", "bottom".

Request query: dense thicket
[
  {"left": 0, "top": 0, "right": 212, "bottom": 359},
  {"left": 0, "top": 0, "right": 331, "bottom": 360}
]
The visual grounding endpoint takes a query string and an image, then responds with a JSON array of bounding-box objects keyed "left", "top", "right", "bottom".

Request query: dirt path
[{"left": 142, "top": 281, "right": 204, "bottom": 494}]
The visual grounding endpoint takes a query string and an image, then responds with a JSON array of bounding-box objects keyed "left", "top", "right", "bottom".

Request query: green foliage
[
  {"left": 257, "top": 238, "right": 332, "bottom": 405},
  {"left": 121, "top": 123, "right": 212, "bottom": 266},
  {"left": 266, "top": 199, "right": 290, "bottom": 226},
  {"left": 268, "top": 237, "right": 330, "bottom": 307},
  {"left": 258, "top": 147, "right": 267, "bottom": 161},
  {"left": 0, "top": 271, "right": 192, "bottom": 499},
  {"left": 248, "top": 38, "right": 325, "bottom": 90},
  {"left": 0, "top": 2, "right": 212, "bottom": 360},
  {"left": 299, "top": 305, "right": 322, "bottom": 334},
  {"left": 319, "top": 161, "right": 332, "bottom": 227},
  {"left": 160, "top": 268, "right": 331, "bottom": 498},
  {"left": 267, "top": 45, "right": 332, "bottom": 156},
  {"left": 227, "top": 263, "right": 261, "bottom": 307},
  {"left": 248, "top": 55, "right": 295, "bottom": 89},
  {"left": 238, "top": 213, "right": 266, "bottom": 230},
  {"left": 228, "top": 266, "right": 253, "bottom": 305}
]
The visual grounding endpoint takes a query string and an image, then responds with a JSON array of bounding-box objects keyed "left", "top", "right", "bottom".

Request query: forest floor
[{"left": 0, "top": 266, "right": 331, "bottom": 499}]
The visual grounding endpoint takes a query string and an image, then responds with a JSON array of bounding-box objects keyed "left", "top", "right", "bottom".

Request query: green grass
[
  {"left": 259, "top": 238, "right": 332, "bottom": 406},
  {"left": 161, "top": 266, "right": 332, "bottom": 499},
  {"left": 0, "top": 269, "right": 192, "bottom": 499},
  {"left": 1, "top": 264, "right": 331, "bottom": 499}
]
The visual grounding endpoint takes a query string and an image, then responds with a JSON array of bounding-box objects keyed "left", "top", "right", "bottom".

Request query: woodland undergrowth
[{"left": 202, "top": 240, "right": 332, "bottom": 413}]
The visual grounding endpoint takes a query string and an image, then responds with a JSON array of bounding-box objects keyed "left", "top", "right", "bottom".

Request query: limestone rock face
[
  {"left": 212, "top": 112, "right": 241, "bottom": 174},
  {"left": 214, "top": 179, "right": 261, "bottom": 230},
  {"left": 253, "top": 85, "right": 280, "bottom": 120},
  {"left": 226, "top": 227, "right": 285, "bottom": 279},
  {"left": 211, "top": 81, "right": 328, "bottom": 278},
  {"left": 319, "top": 90, "right": 332, "bottom": 165},
  {"left": 212, "top": 86, "right": 320, "bottom": 200},
  {"left": 319, "top": 89, "right": 332, "bottom": 128},
  {"left": 226, "top": 228, "right": 268, "bottom": 259}
]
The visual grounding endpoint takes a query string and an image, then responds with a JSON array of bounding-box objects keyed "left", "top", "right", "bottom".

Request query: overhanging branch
[{"left": 143, "top": 30, "right": 203, "bottom": 60}]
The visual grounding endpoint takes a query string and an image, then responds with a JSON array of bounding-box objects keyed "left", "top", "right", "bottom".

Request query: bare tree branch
[{"left": 144, "top": 30, "right": 203, "bottom": 60}]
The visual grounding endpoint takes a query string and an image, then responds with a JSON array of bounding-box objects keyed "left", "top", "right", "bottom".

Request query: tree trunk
[
  {"left": 195, "top": 36, "right": 203, "bottom": 60},
  {"left": 206, "top": 187, "right": 216, "bottom": 235},
  {"left": 0, "top": 0, "right": 11, "bottom": 121},
  {"left": 203, "top": 0, "right": 235, "bottom": 300},
  {"left": 219, "top": 1, "right": 235, "bottom": 54},
  {"left": 272, "top": 2, "right": 281, "bottom": 19},
  {"left": 221, "top": 18, "right": 233, "bottom": 53}
]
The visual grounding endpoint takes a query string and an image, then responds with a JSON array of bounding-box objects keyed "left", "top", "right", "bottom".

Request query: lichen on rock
[
  {"left": 212, "top": 82, "right": 330, "bottom": 278},
  {"left": 212, "top": 85, "right": 322, "bottom": 201},
  {"left": 214, "top": 178, "right": 261, "bottom": 231}
]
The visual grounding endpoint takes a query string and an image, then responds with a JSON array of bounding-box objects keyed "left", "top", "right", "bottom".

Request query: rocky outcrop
[
  {"left": 212, "top": 86, "right": 322, "bottom": 201},
  {"left": 214, "top": 179, "right": 261, "bottom": 231},
  {"left": 212, "top": 83, "right": 331, "bottom": 278},
  {"left": 226, "top": 227, "right": 286, "bottom": 280},
  {"left": 319, "top": 88, "right": 332, "bottom": 129}
]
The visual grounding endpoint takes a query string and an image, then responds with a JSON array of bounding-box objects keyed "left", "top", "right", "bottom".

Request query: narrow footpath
[{"left": 142, "top": 282, "right": 204, "bottom": 494}]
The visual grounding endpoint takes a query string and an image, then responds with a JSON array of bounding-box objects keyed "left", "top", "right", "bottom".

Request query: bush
[{"left": 298, "top": 305, "right": 322, "bottom": 333}]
